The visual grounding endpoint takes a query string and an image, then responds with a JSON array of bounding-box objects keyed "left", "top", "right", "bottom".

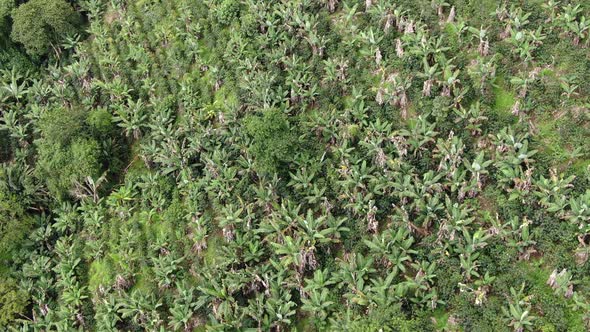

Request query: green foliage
[
  {"left": 88, "top": 259, "right": 114, "bottom": 293},
  {"left": 245, "top": 108, "right": 297, "bottom": 174},
  {"left": 37, "top": 107, "right": 85, "bottom": 145},
  {"left": 0, "top": 278, "right": 28, "bottom": 327},
  {"left": 0, "top": 191, "right": 32, "bottom": 262},
  {"left": 10, "top": 0, "right": 81, "bottom": 57},
  {"left": 214, "top": 0, "right": 240, "bottom": 26},
  {"left": 450, "top": 293, "right": 507, "bottom": 331},
  {"left": 0, "top": 0, "right": 13, "bottom": 16},
  {"left": 1, "top": 0, "right": 590, "bottom": 331},
  {"left": 0, "top": 0, "right": 14, "bottom": 32},
  {"left": 36, "top": 137, "right": 101, "bottom": 199},
  {"left": 87, "top": 108, "right": 115, "bottom": 137},
  {"left": 0, "top": 43, "right": 34, "bottom": 73},
  {"left": 35, "top": 107, "right": 103, "bottom": 199},
  {"left": 330, "top": 306, "right": 434, "bottom": 332},
  {"left": 0, "top": 0, "right": 32, "bottom": 72}
]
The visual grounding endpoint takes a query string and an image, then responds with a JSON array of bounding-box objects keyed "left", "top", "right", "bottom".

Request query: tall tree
[{"left": 11, "top": 0, "right": 81, "bottom": 57}]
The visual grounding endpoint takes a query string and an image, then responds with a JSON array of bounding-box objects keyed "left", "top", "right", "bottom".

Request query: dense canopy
[{"left": 0, "top": 0, "right": 589, "bottom": 331}]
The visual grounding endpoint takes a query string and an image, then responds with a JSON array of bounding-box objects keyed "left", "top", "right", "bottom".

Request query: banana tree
[
  {"left": 566, "top": 190, "right": 590, "bottom": 234},
  {"left": 459, "top": 252, "right": 481, "bottom": 282},
  {"left": 404, "top": 260, "right": 439, "bottom": 308},
  {"left": 71, "top": 173, "right": 108, "bottom": 204},
  {"left": 265, "top": 275, "right": 297, "bottom": 331},
  {"left": 468, "top": 26, "right": 490, "bottom": 56},
  {"left": 197, "top": 273, "right": 237, "bottom": 325},
  {"left": 271, "top": 235, "right": 310, "bottom": 276},
  {"left": 396, "top": 116, "right": 438, "bottom": 156},
  {"left": 322, "top": 0, "right": 339, "bottom": 13},
  {"left": 301, "top": 288, "right": 335, "bottom": 323},
  {"left": 541, "top": 0, "right": 560, "bottom": 24},
  {"left": 433, "top": 133, "right": 464, "bottom": 176},
  {"left": 333, "top": 253, "right": 376, "bottom": 303},
  {"left": 94, "top": 295, "right": 122, "bottom": 332},
  {"left": 417, "top": 60, "right": 441, "bottom": 97},
  {"left": 244, "top": 293, "right": 268, "bottom": 331},
  {"left": 464, "top": 151, "right": 493, "bottom": 193},
  {"left": 168, "top": 281, "right": 205, "bottom": 331},
  {"left": 364, "top": 227, "right": 416, "bottom": 274},
  {"left": 533, "top": 171, "right": 575, "bottom": 211},
  {"left": 113, "top": 99, "right": 148, "bottom": 140},
  {"left": 547, "top": 268, "right": 574, "bottom": 298},
  {"left": 453, "top": 101, "right": 488, "bottom": 137},
  {"left": 304, "top": 268, "right": 335, "bottom": 292},
  {"left": 118, "top": 291, "right": 163, "bottom": 330},
  {"left": 1, "top": 68, "right": 29, "bottom": 104},
  {"left": 567, "top": 16, "right": 589, "bottom": 46},
  {"left": 502, "top": 284, "right": 536, "bottom": 332},
  {"left": 468, "top": 55, "right": 497, "bottom": 95},
  {"left": 441, "top": 197, "right": 475, "bottom": 241},
  {"left": 431, "top": 0, "right": 450, "bottom": 21},
  {"left": 366, "top": 270, "right": 400, "bottom": 308},
  {"left": 506, "top": 28, "right": 545, "bottom": 64},
  {"left": 106, "top": 183, "right": 136, "bottom": 218},
  {"left": 459, "top": 272, "right": 496, "bottom": 306},
  {"left": 216, "top": 204, "right": 244, "bottom": 242},
  {"left": 322, "top": 57, "right": 350, "bottom": 86},
  {"left": 151, "top": 253, "right": 184, "bottom": 289}
]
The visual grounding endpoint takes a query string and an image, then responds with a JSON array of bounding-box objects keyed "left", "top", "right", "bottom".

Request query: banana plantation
[{"left": 0, "top": 0, "right": 589, "bottom": 331}]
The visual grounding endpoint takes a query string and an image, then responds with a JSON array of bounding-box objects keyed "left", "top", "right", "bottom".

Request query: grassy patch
[
  {"left": 533, "top": 114, "right": 588, "bottom": 172},
  {"left": 431, "top": 307, "right": 450, "bottom": 330},
  {"left": 492, "top": 76, "right": 516, "bottom": 115},
  {"left": 124, "top": 140, "right": 148, "bottom": 180},
  {"left": 88, "top": 259, "right": 115, "bottom": 294},
  {"left": 132, "top": 265, "right": 156, "bottom": 293},
  {"left": 571, "top": 159, "right": 590, "bottom": 177},
  {"left": 295, "top": 314, "right": 313, "bottom": 332},
  {"left": 203, "top": 232, "right": 224, "bottom": 267},
  {"left": 214, "top": 84, "right": 239, "bottom": 112},
  {"left": 536, "top": 117, "right": 563, "bottom": 159},
  {"left": 517, "top": 261, "right": 586, "bottom": 331}
]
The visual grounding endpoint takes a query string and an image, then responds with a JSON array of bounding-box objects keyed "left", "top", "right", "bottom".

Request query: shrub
[
  {"left": 0, "top": 278, "right": 28, "bottom": 327},
  {"left": 10, "top": 0, "right": 81, "bottom": 57},
  {"left": 36, "top": 137, "right": 102, "bottom": 199},
  {"left": 0, "top": 0, "right": 14, "bottom": 31},
  {"left": 244, "top": 108, "right": 297, "bottom": 174},
  {"left": 215, "top": 0, "right": 240, "bottom": 26},
  {"left": 0, "top": 191, "right": 32, "bottom": 263}
]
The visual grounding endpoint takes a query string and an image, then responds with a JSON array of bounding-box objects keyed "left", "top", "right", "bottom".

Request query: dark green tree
[
  {"left": 0, "top": 0, "right": 14, "bottom": 32},
  {"left": 35, "top": 107, "right": 102, "bottom": 199},
  {"left": 0, "top": 278, "right": 28, "bottom": 327},
  {"left": 10, "top": 0, "right": 81, "bottom": 57},
  {"left": 244, "top": 108, "right": 297, "bottom": 174}
]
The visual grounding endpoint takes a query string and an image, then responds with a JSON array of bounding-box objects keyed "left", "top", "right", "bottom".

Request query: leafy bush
[
  {"left": 36, "top": 137, "right": 102, "bottom": 199},
  {"left": 214, "top": 0, "right": 240, "bottom": 26},
  {"left": 0, "top": 191, "right": 32, "bottom": 262},
  {"left": 244, "top": 108, "right": 297, "bottom": 174},
  {"left": 0, "top": 278, "right": 28, "bottom": 327},
  {"left": 330, "top": 305, "right": 434, "bottom": 332},
  {"left": 10, "top": 0, "right": 81, "bottom": 57}
]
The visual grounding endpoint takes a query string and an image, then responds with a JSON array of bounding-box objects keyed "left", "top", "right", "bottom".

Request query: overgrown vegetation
[{"left": 0, "top": 0, "right": 589, "bottom": 330}]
